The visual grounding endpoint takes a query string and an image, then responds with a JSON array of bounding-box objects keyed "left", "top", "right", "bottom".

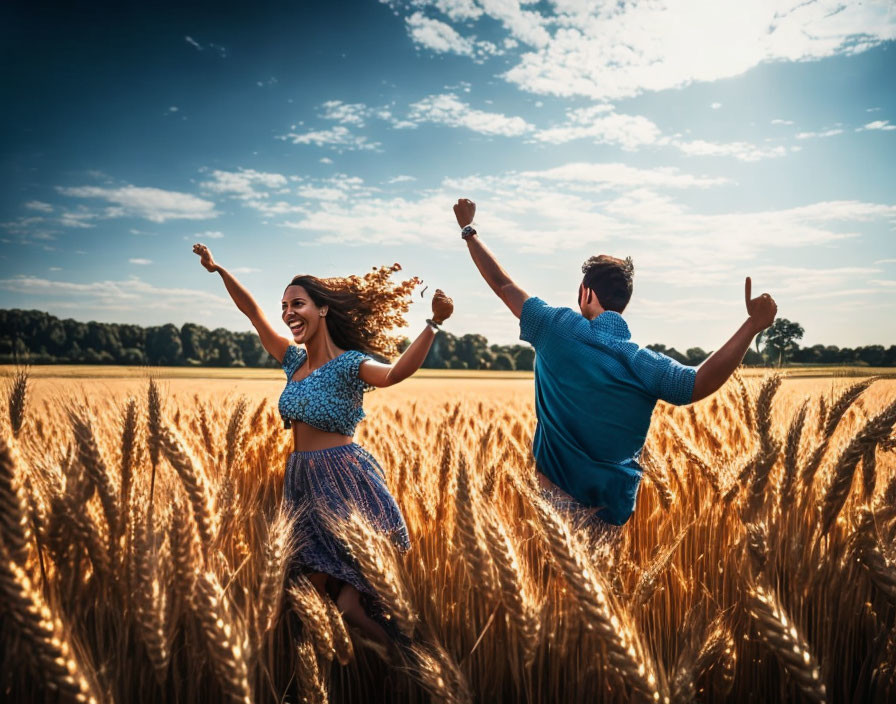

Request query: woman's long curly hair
[{"left": 288, "top": 263, "right": 421, "bottom": 360}]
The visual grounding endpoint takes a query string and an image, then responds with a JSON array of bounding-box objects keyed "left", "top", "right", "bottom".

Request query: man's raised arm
[
  {"left": 690, "top": 277, "right": 777, "bottom": 402},
  {"left": 454, "top": 198, "right": 529, "bottom": 319}
]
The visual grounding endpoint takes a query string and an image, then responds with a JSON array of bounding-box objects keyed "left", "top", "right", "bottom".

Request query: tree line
[{"left": 1, "top": 309, "right": 894, "bottom": 371}]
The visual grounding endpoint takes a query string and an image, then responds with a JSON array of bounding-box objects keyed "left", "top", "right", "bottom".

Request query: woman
[{"left": 192, "top": 243, "right": 453, "bottom": 648}]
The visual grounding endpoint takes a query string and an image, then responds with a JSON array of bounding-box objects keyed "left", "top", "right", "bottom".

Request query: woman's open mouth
[{"left": 288, "top": 320, "right": 305, "bottom": 335}]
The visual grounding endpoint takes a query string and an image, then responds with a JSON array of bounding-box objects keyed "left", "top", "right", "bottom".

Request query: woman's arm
[
  {"left": 193, "top": 243, "right": 290, "bottom": 363},
  {"left": 359, "top": 289, "right": 454, "bottom": 388}
]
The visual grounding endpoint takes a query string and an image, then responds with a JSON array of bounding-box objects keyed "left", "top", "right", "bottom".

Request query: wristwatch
[
  {"left": 426, "top": 318, "right": 441, "bottom": 331},
  {"left": 461, "top": 224, "right": 477, "bottom": 240}
]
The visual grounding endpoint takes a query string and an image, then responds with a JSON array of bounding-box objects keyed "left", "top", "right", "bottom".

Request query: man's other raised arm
[{"left": 691, "top": 277, "right": 777, "bottom": 403}]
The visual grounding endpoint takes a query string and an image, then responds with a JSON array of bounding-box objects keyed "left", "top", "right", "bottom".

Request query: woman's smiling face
[{"left": 281, "top": 284, "right": 326, "bottom": 343}]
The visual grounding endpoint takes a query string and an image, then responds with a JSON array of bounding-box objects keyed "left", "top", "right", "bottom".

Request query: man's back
[{"left": 520, "top": 296, "right": 696, "bottom": 525}]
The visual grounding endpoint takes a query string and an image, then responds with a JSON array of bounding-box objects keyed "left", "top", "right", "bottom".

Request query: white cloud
[
  {"left": 534, "top": 105, "right": 661, "bottom": 149},
  {"left": 434, "top": 0, "right": 482, "bottom": 22},
  {"left": 320, "top": 100, "right": 371, "bottom": 126},
  {"left": 672, "top": 139, "right": 788, "bottom": 162},
  {"left": 771, "top": 119, "right": 794, "bottom": 125},
  {"left": 387, "top": 175, "right": 417, "bottom": 184},
  {"left": 185, "top": 36, "right": 202, "bottom": 50},
  {"left": 857, "top": 120, "right": 896, "bottom": 131},
  {"left": 319, "top": 157, "right": 334, "bottom": 164},
  {"left": 406, "top": 12, "right": 475, "bottom": 56},
  {"left": 407, "top": 93, "right": 533, "bottom": 136},
  {"left": 200, "top": 169, "right": 289, "bottom": 199},
  {"left": 24, "top": 200, "right": 53, "bottom": 212},
  {"left": 197, "top": 230, "right": 224, "bottom": 239},
  {"left": 0, "top": 275, "right": 231, "bottom": 311},
  {"left": 278, "top": 125, "right": 381, "bottom": 151},
  {"left": 56, "top": 185, "right": 217, "bottom": 222},
  {"left": 396, "top": 1, "right": 896, "bottom": 100},
  {"left": 129, "top": 258, "right": 152, "bottom": 265},
  {"left": 796, "top": 128, "right": 844, "bottom": 139},
  {"left": 710, "top": 102, "right": 722, "bottom": 110},
  {"left": 230, "top": 267, "right": 261, "bottom": 274}
]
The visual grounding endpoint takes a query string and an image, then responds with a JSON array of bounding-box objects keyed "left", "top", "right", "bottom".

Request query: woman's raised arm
[
  {"left": 359, "top": 289, "right": 454, "bottom": 388},
  {"left": 193, "top": 243, "right": 290, "bottom": 364}
]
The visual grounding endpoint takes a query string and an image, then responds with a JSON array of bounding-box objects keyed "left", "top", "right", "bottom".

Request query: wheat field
[{"left": 1, "top": 368, "right": 894, "bottom": 703}]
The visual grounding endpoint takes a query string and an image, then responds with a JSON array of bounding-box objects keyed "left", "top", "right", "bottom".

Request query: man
[{"left": 452, "top": 198, "right": 777, "bottom": 534}]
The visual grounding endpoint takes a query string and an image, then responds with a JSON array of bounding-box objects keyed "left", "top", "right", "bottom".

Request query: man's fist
[
  {"left": 431, "top": 289, "right": 454, "bottom": 325},
  {"left": 745, "top": 277, "right": 777, "bottom": 332},
  {"left": 453, "top": 198, "right": 476, "bottom": 229}
]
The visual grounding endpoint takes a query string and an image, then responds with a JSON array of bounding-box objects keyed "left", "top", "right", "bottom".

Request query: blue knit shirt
[
  {"left": 278, "top": 346, "right": 374, "bottom": 436},
  {"left": 520, "top": 296, "right": 697, "bottom": 525}
]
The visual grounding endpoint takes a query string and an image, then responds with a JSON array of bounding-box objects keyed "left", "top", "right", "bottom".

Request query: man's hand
[
  {"left": 453, "top": 198, "right": 476, "bottom": 228},
  {"left": 745, "top": 277, "right": 777, "bottom": 333},
  {"left": 192, "top": 243, "right": 218, "bottom": 273},
  {"left": 431, "top": 288, "right": 454, "bottom": 324}
]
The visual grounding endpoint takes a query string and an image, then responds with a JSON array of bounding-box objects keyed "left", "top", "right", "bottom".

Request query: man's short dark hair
[{"left": 581, "top": 255, "right": 634, "bottom": 312}]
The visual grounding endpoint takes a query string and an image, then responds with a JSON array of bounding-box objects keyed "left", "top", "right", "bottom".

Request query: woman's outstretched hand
[
  {"left": 431, "top": 289, "right": 454, "bottom": 324},
  {"left": 192, "top": 243, "right": 218, "bottom": 273},
  {"left": 453, "top": 198, "right": 476, "bottom": 228}
]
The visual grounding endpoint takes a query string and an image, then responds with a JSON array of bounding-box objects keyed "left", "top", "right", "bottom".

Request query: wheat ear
[
  {"left": 746, "top": 581, "right": 827, "bottom": 703},
  {"left": 191, "top": 569, "right": 253, "bottom": 704},
  {"left": 820, "top": 398, "right": 896, "bottom": 534},
  {"left": 287, "top": 576, "right": 335, "bottom": 662},
  {"left": 133, "top": 502, "right": 172, "bottom": 679},
  {"left": 532, "top": 494, "right": 667, "bottom": 703},
  {"left": 0, "top": 436, "right": 33, "bottom": 566},
  {"left": 6, "top": 366, "right": 29, "bottom": 437},
  {"left": 159, "top": 424, "right": 216, "bottom": 549},
  {"left": 0, "top": 540, "right": 102, "bottom": 703}
]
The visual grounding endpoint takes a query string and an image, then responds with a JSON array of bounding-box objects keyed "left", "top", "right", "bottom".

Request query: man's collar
[{"left": 592, "top": 310, "right": 630, "bottom": 340}]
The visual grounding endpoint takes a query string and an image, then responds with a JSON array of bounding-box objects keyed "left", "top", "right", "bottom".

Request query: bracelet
[
  {"left": 426, "top": 318, "right": 441, "bottom": 331},
  {"left": 460, "top": 224, "right": 477, "bottom": 240}
]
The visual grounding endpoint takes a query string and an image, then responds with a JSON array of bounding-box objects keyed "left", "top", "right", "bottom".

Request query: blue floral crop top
[{"left": 278, "top": 346, "right": 375, "bottom": 436}]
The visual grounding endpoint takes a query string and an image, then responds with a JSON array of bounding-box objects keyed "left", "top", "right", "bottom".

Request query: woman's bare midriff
[{"left": 291, "top": 421, "right": 354, "bottom": 452}]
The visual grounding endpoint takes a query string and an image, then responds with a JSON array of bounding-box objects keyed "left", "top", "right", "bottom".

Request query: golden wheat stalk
[
  {"left": 159, "top": 424, "right": 217, "bottom": 549},
  {"left": 191, "top": 569, "right": 253, "bottom": 704},
  {"left": 333, "top": 511, "right": 417, "bottom": 639},
  {"left": 799, "top": 378, "right": 877, "bottom": 491},
  {"left": 323, "top": 592, "right": 354, "bottom": 665},
  {"left": 746, "top": 581, "right": 827, "bottom": 703},
  {"left": 252, "top": 505, "right": 293, "bottom": 651},
  {"left": 0, "top": 436, "right": 33, "bottom": 567},
  {"left": 407, "top": 640, "right": 473, "bottom": 704},
  {"left": 66, "top": 405, "right": 121, "bottom": 559},
  {"left": 632, "top": 524, "right": 689, "bottom": 606},
  {"left": 168, "top": 493, "right": 200, "bottom": 607},
  {"left": 133, "top": 502, "right": 172, "bottom": 679},
  {"left": 480, "top": 508, "right": 541, "bottom": 665},
  {"left": 453, "top": 450, "right": 498, "bottom": 592},
  {"left": 851, "top": 507, "right": 896, "bottom": 603},
  {"left": 119, "top": 397, "right": 138, "bottom": 539},
  {"left": 671, "top": 609, "right": 734, "bottom": 704},
  {"left": 780, "top": 399, "right": 810, "bottom": 501},
  {"left": 6, "top": 366, "right": 29, "bottom": 437},
  {"left": 295, "top": 635, "right": 328, "bottom": 704},
  {"left": 0, "top": 540, "right": 103, "bottom": 703},
  {"left": 820, "top": 398, "right": 896, "bottom": 534},
  {"left": 531, "top": 494, "right": 667, "bottom": 703},
  {"left": 225, "top": 397, "right": 248, "bottom": 474},
  {"left": 287, "top": 576, "right": 336, "bottom": 662}
]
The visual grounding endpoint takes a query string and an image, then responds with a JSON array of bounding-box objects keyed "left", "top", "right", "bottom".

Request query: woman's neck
[{"left": 304, "top": 330, "right": 343, "bottom": 369}]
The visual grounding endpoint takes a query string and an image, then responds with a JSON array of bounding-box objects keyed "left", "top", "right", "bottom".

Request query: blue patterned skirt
[{"left": 282, "top": 443, "right": 411, "bottom": 597}]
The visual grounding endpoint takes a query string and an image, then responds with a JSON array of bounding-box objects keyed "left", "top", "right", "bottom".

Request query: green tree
[{"left": 757, "top": 318, "right": 804, "bottom": 365}]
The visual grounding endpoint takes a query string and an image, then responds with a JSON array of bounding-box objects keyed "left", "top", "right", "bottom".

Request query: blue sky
[{"left": 2, "top": 0, "right": 895, "bottom": 350}]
